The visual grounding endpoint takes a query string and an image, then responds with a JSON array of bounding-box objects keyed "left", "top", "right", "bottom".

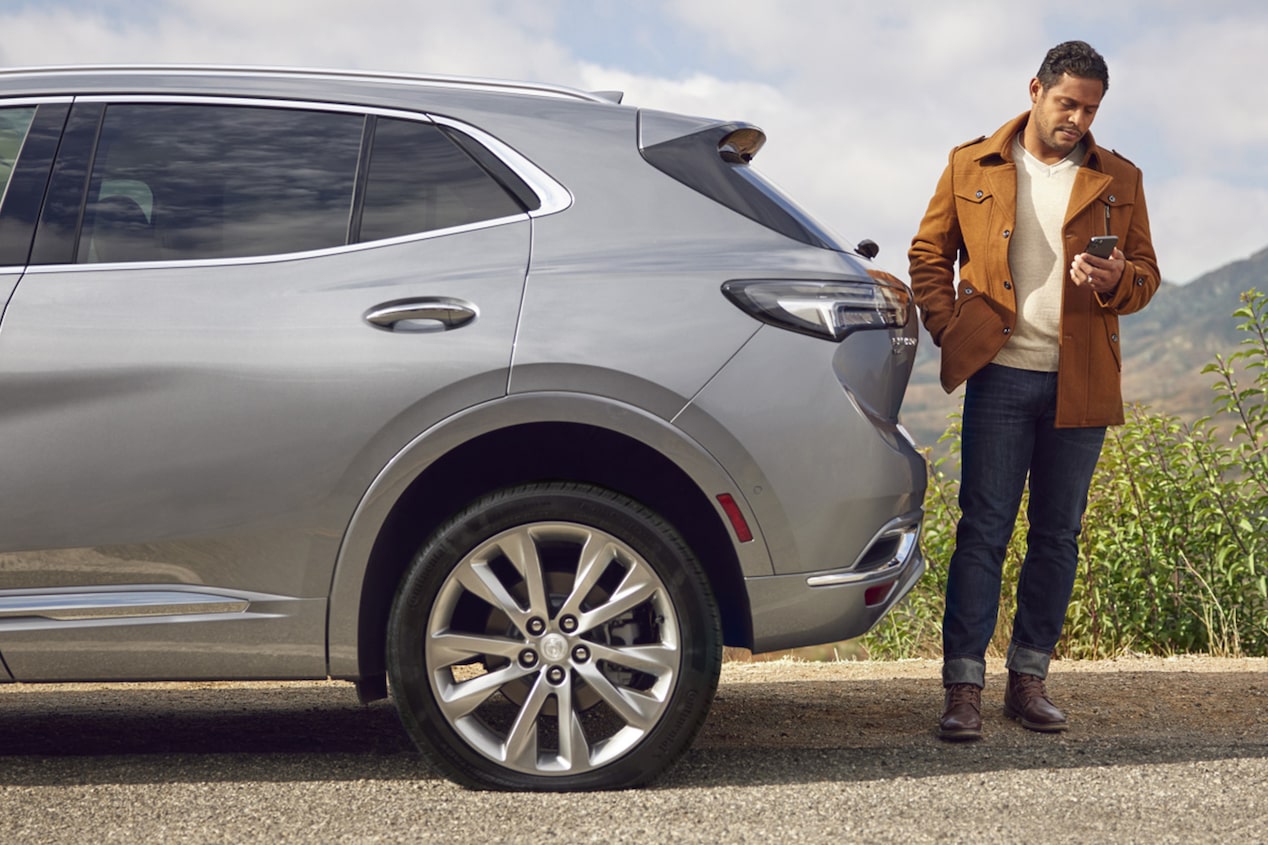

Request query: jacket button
[
  {"left": 1110, "top": 333, "right": 1119, "bottom": 343},
  {"left": 1003, "top": 230, "right": 1011, "bottom": 238},
  {"left": 962, "top": 286, "right": 974, "bottom": 295},
  {"left": 975, "top": 190, "right": 983, "bottom": 198},
  {"left": 1003, "top": 281, "right": 1012, "bottom": 290},
  {"left": 1003, "top": 327, "right": 1011, "bottom": 335},
  {"left": 1135, "top": 277, "right": 1145, "bottom": 285},
  {"left": 1108, "top": 195, "right": 1117, "bottom": 203}
]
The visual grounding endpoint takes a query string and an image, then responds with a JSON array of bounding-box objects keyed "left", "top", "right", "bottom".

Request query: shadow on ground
[{"left": 0, "top": 667, "right": 1263, "bottom": 788}]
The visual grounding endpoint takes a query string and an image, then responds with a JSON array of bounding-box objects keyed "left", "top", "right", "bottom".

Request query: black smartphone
[{"left": 1085, "top": 235, "right": 1118, "bottom": 258}]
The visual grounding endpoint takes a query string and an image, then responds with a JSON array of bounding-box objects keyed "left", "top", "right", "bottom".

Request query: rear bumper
[{"left": 744, "top": 510, "right": 925, "bottom": 653}]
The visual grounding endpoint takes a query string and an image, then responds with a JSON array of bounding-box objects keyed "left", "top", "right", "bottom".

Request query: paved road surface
[{"left": 1, "top": 657, "right": 1264, "bottom": 843}]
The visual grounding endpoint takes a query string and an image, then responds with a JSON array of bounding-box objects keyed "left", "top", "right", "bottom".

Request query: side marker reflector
[{"left": 716, "top": 493, "right": 754, "bottom": 543}]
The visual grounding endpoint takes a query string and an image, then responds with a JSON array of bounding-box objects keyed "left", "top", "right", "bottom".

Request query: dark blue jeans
[{"left": 942, "top": 364, "right": 1106, "bottom": 688}]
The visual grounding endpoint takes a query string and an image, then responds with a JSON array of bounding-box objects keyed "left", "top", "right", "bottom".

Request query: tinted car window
[
  {"left": 357, "top": 117, "right": 524, "bottom": 242},
  {"left": 78, "top": 104, "right": 364, "bottom": 263},
  {"left": 439, "top": 125, "right": 539, "bottom": 213},
  {"left": 0, "top": 106, "right": 36, "bottom": 202},
  {"left": 0, "top": 105, "right": 48, "bottom": 265}
]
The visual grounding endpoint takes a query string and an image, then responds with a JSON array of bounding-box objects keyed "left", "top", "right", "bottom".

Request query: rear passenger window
[
  {"left": 79, "top": 104, "right": 364, "bottom": 263},
  {"left": 357, "top": 117, "right": 524, "bottom": 242},
  {"left": 0, "top": 106, "right": 37, "bottom": 206}
]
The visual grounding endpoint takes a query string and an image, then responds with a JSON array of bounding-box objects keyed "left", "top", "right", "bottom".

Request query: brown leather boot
[
  {"left": 1004, "top": 670, "right": 1068, "bottom": 732},
  {"left": 938, "top": 683, "right": 982, "bottom": 741}
]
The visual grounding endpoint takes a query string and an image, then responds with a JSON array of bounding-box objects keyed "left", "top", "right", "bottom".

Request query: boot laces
[
  {"left": 1013, "top": 672, "right": 1051, "bottom": 704},
  {"left": 947, "top": 683, "right": 980, "bottom": 709}
]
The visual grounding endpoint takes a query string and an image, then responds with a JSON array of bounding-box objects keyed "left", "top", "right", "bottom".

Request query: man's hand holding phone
[{"left": 1071, "top": 235, "right": 1124, "bottom": 294}]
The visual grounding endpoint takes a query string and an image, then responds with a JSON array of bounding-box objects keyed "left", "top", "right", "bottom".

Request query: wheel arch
[{"left": 327, "top": 396, "right": 759, "bottom": 694}]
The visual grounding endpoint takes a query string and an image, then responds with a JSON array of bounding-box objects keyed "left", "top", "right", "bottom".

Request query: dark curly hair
[{"left": 1036, "top": 40, "right": 1109, "bottom": 93}]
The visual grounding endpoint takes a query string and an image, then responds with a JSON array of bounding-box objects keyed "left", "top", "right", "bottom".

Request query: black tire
[{"left": 386, "top": 482, "right": 722, "bottom": 791}]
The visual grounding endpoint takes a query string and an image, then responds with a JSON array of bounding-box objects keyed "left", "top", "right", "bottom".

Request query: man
[{"left": 908, "top": 41, "right": 1160, "bottom": 741}]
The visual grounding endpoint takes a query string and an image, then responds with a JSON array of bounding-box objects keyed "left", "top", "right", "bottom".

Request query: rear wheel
[{"left": 386, "top": 482, "right": 722, "bottom": 790}]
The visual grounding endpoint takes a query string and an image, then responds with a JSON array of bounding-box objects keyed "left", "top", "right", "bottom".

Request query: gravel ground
[{"left": 0, "top": 655, "right": 1264, "bottom": 843}]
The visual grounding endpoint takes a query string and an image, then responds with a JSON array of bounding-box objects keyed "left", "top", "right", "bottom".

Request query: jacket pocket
[
  {"left": 939, "top": 292, "right": 1007, "bottom": 389},
  {"left": 1102, "top": 312, "right": 1122, "bottom": 372},
  {"left": 1100, "top": 188, "right": 1135, "bottom": 237},
  {"left": 954, "top": 183, "right": 993, "bottom": 212},
  {"left": 954, "top": 182, "right": 992, "bottom": 203}
]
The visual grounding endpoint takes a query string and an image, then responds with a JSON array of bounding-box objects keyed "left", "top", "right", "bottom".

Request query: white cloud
[
  {"left": 1150, "top": 174, "right": 1268, "bottom": 279},
  {"left": 1111, "top": 11, "right": 1268, "bottom": 168},
  {"left": 0, "top": 0, "right": 575, "bottom": 81}
]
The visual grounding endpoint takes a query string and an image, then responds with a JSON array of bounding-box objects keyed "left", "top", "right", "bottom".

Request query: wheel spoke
[
  {"left": 436, "top": 662, "right": 528, "bottom": 720},
  {"left": 586, "top": 641, "right": 679, "bottom": 676},
  {"left": 574, "top": 661, "right": 664, "bottom": 730},
  {"left": 453, "top": 560, "right": 528, "bottom": 626},
  {"left": 503, "top": 673, "right": 552, "bottom": 768},
  {"left": 427, "top": 630, "right": 524, "bottom": 666},
  {"left": 499, "top": 529, "right": 549, "bottom": 617},
  {"left": 579, "top": 562, "right": 659, "bottom": 629},
  {"left": 552, "top": 677, "right": 592, "bottom": 771},
  {"left": 558, "top": 534, "right": 616, "bottom": 619}
]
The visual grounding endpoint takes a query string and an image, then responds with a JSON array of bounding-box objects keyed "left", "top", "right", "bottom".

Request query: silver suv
[{"left": 0, "top": 66, "right": 926, "bottom": 790}]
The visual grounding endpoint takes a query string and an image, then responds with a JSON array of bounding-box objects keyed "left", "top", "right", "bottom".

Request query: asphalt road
[{"left": 1, "top": 658, "right": 1265, "bottom": 843}]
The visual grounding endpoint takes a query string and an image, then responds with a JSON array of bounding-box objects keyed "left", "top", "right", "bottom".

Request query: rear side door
[
  {"left": 0, "top": 101, "right": 68, "bottom": 682},
  {"left": 0, "top": 97, "right": 534, "bottom": 681}
]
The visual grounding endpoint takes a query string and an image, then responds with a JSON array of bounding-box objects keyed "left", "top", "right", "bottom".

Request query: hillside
[{"left": 900, "top": 245, "right": 1268, "bottom": 453}]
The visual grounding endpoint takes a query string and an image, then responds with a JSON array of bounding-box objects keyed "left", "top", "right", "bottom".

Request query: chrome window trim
[
  {"left": 73, "top": 92, "right": 385, "bottom": 115},
  {"left": 22, "top": 214, "right": 530, "bottom": 274},
  {"left": 24, "top": 94, "right": 569, "bottom": 269},
  {"left": 0, "top": 95, "right": 74, "bottom": 106},
  {"left": 430, "top": 114, "right": 572, "bottom": 218}
]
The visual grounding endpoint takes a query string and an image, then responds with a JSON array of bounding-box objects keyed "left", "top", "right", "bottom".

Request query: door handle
[{"left": 364, "top": 298, "right": 479, "bottom": 332}]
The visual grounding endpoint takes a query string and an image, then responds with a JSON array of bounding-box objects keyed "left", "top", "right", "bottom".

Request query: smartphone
[{"left": 1085, "top": 235, "right": 1118, "bottom": 259}]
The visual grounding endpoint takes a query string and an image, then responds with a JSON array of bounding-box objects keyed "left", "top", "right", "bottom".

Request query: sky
[{"left": 1, "top": 0, "right": 1265, "bottom": 285}]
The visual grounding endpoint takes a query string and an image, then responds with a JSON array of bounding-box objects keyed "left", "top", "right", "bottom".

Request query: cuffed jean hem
[
  {"left": 1006, "top": 642, "right": 1051, "bottom": 679},
  {"left": 942, "top": 657, "right": 986, "bottom": 688}
]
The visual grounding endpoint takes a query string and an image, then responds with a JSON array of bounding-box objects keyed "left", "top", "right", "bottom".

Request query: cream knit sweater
[{"left": 992, "top": 136, "right": 1085, "bottom": 372}]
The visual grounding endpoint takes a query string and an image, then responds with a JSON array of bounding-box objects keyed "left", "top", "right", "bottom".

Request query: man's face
[{"left": 1026, "top": 73, "right": 1105, "bottom": 162}]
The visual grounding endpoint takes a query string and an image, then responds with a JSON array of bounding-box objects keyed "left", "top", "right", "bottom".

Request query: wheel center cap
[{"left": 541, "top": 633, "right": 568, "bottom": 663}]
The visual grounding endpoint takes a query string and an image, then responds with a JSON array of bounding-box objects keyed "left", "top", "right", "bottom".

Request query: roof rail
[{"left": 0, "top": 64, "right": 619, "bottom": 105}]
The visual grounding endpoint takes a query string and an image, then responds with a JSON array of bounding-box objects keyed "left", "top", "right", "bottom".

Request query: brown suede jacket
[{"left": 908, "top": 112, "right": 1161, "bottom": 427}]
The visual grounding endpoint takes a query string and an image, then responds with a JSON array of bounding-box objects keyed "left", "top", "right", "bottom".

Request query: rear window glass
[
  {"left": 79, "top": 104, "right": 364, "bottom": 263},
  {"left": 357, "top": 117, "right": 523, "bottom": 242}
]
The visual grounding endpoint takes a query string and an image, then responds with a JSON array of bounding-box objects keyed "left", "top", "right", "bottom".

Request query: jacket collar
[{"left": 974, "top": 111, "right": 1105, "bottom": 170}]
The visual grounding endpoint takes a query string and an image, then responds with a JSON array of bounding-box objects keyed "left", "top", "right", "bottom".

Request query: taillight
[{"left": 721, "top": 279, "right": 911, "bottom": 341}]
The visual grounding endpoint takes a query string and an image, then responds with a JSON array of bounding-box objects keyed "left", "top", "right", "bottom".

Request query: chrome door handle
[{"left": 363, "top": 298, "right": 478, "bottom": 332}]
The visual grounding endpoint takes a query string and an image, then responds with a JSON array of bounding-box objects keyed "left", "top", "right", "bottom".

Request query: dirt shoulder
[{"left": 701, "top": 655, "right": 1268, "bottom": 758}]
